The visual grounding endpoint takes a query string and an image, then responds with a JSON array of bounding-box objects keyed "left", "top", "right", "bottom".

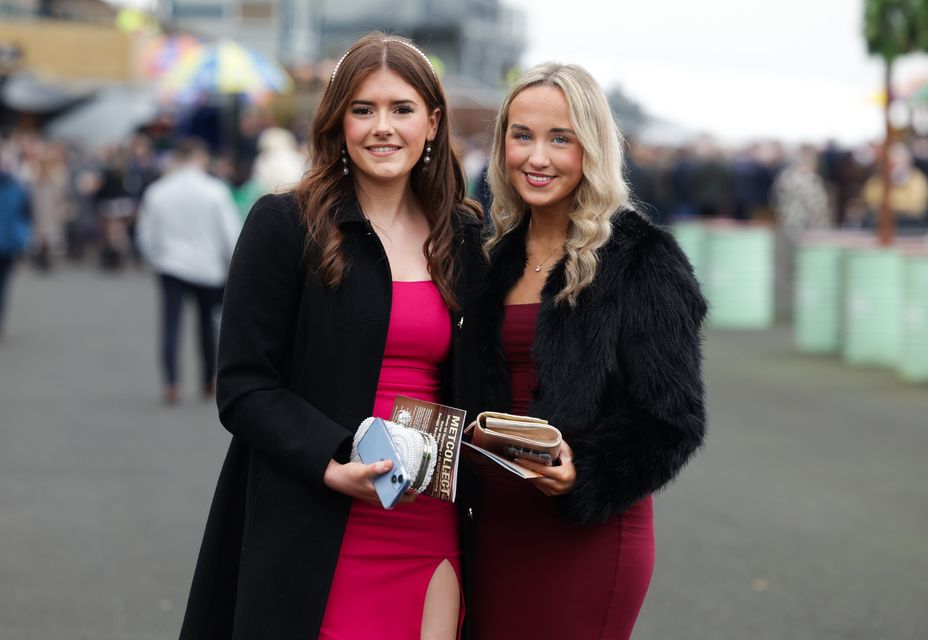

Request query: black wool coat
[
  {"left": 179, "top": 193, "right": 485, "bottom": 640},
  {"left": 476, "top": 210, "right": 708, "bottom": 525}
]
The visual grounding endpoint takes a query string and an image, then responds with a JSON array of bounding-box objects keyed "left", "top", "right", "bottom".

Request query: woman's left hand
[{"left": 516, "top": 440, "right": 576, "bottom": 496}]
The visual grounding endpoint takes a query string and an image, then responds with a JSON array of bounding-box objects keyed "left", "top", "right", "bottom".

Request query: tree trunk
[{"left": 878, "top": 58, "right": 894, "bottom": 246}]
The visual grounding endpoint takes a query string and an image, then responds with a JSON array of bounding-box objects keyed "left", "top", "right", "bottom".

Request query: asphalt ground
[{"left": 1, "top": 265, "right": 925, "bottom": 640}]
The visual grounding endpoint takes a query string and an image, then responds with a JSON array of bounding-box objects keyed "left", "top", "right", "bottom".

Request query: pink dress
[
  {"left": 473, "top": 303, "right": 655, "bottom": 640},
  {"left": 319, "top": 281, "right": 461, "bottom": 640}
]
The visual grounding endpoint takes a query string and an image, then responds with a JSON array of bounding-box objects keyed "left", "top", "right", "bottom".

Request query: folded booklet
[
  {"left": 461, "top": 411, "right": 562, "bottom": 480},
  {"left": 389, "top": 395, "right": 467, "bottom": 502}
]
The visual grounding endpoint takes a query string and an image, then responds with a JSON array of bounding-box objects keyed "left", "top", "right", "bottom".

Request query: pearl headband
[{"left": 330, "top": 37, "right": 437, "bottom": 82}]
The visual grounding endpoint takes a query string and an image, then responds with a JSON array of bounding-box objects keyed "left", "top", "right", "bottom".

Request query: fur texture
[{"left": 476, "top": 210, "right": 708, "bottom": 525}]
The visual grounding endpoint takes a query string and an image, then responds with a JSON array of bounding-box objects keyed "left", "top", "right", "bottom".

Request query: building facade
[
  {"left": 156, "top": 0, "right": 315, "bottom": 65},
  {"left": 0, "top": 0, "right": 118, "bottom": 23},
  {"left": 160, "top": 0, "right": 524, "bottom": 90},
  {"left": 0, "top": 0, "right": 133, "bottom": 82},
  {"left": 317, "top": 0, "right": 524, "bottom": 90}
]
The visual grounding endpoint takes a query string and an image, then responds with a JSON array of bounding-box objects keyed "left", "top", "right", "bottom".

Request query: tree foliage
[
  {"left": 864, "top": 0, "right": 928, "bottom": 61},
  {"left": 863, "top": 0, "right": 928, "bottom": 244}
]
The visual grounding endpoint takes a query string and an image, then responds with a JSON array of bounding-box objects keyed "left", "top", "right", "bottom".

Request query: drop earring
[
  {"left": 341, "top": 148, "right": 349, "bottom": 176},
  {"left": 423, "top": 143, "right": 432, "bottom": 165}
]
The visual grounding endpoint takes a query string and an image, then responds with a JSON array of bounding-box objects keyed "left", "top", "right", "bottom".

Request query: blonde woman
[{"left": 471, "top": 63, "right": 707, "bottom": 639}]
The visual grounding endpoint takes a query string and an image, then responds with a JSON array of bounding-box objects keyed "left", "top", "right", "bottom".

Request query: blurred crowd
[
  {"left": 0, "top": 124, "right": 308, "bottom": 274},
  {"left": 625, "top": 136, "right": 928, "bottom": 236},
  {"left": 3, "top": 127, "right": 928, "bottom": 278}
]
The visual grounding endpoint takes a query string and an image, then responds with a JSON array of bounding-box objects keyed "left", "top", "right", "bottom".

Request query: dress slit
[{"left": 319, "top": 281, "right": 462, "bottom": 640}]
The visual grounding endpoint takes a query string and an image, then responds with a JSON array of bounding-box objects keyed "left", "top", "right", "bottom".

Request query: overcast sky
[{"left": 502, "top": 0, "right": 901, "bottom": 144}]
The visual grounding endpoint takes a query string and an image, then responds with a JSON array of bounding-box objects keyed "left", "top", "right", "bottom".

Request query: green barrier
[
  {"left": 705, "top": 225, "right": 774, "bottom": 329},
  {"left": 794, "top": 244, "right": 843, "bottom": 353},
  {"left": 898, "top": 252, "right": 928, "bottom": 383},
  {"left": 670, "top": 222, "right": 708, "bottom": 286},
  {"left": 843, "top": 248, "right": 904, "bottom": 367}
]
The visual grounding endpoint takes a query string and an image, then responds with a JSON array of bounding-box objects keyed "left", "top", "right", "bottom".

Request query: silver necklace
[{"left": 528, "top": 219, "right": 563, "bottom": 272}]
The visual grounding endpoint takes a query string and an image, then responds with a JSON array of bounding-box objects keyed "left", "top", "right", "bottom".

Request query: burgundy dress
[
  {"left": 473, "top": 303, "right": 655, "bottom": 640},
  {"left": 319, "top": 281, "right": 462, "bottom": 639}
]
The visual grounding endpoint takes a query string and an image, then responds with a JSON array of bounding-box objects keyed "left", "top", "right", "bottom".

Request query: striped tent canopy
[
  {"left": 159, "top": 39, "right": 292, "bottom": 100},
  {"left": 140, "top": 33, "right": 202, "bottom": 79}
]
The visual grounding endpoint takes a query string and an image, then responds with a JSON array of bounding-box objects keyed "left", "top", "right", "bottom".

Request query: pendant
[{"left": 534, "top": 265, "right": 542, "bottom": 272}]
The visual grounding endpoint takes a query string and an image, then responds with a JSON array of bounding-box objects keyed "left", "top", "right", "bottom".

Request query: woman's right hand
[{"left": 323, "top": 459, "right": 416, "bottom": 505}]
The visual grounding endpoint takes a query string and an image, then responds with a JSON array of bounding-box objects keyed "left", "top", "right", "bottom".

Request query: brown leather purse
[{"left": 468, "top": 411, "right": 562, "bottom": 466}]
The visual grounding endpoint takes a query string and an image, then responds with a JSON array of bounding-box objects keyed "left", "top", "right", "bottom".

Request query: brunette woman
[
  {"left": 472, "top": 63, "right": 707, "bottom": 639},
  {"left": 179, "top": 32, "right": 483, "bottom": 640}
]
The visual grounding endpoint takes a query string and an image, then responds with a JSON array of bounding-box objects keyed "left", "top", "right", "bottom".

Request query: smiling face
[
  {"left": 342, "top": 67, "right": 440, "bottom": 189},
  {"left": 504, "top": 85, "right": 584, "bottom": 219}
]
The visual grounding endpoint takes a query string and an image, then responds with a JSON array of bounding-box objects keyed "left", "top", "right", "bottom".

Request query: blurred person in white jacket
[{"left": 137, "top": 138, "right": 242, "bottom": 405}]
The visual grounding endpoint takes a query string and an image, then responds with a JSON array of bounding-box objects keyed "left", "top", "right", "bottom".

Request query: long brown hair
[{"left": 294, "top": 31, "right": 479, "bottom": 309}]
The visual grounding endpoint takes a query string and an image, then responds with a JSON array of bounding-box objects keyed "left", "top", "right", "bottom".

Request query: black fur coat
[{"left": 476, "top": 210, "right": 708, "bottom": 526}]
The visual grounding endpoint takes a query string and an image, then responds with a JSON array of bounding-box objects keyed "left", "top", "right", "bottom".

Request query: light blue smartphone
[{"left": 356, "top": 418, "right": 411, "bottom": 509}]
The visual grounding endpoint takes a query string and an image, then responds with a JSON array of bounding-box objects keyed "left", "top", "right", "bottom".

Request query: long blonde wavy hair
[{"left": 484, "top": 62, "right": 633, "bottom": 306}]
